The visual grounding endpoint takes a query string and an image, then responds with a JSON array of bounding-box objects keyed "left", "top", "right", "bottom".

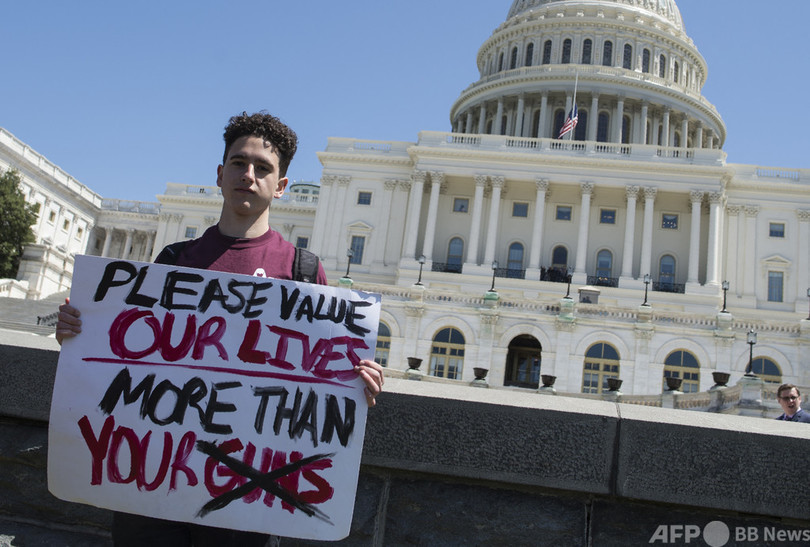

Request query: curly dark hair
[{"left": 222, "top": 111, "right": 298, "bottom": 177}]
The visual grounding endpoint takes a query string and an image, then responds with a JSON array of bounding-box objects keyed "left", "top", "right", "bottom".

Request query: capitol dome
[{"left": 450, "top": 0, "right": 724, "bottom": 150}]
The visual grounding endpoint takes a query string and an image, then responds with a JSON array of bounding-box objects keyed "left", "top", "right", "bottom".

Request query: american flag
[{"left": 558, "top": 104, "right": 578, "bottom": 139}]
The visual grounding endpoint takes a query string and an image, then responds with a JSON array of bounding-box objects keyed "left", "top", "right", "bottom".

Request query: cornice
[{"left": 316, "top": 152, "right": 413, "bottom": 169}]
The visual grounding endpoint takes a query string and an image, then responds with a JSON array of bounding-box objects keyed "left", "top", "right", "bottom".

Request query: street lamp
[
  {"left": 721, "top": 280, "right": 729, "bottom": 313},
  {"left": 415, "top": 255, "right": 426, "bottom": 285},
  {"left": 745, "top": 329, "right": 757, "bottom": 376},
  {"left": 344, "top": 248, "right": 354, "bottom": 279},
  {"left": 642, "top": 274, "right": 651, "bottom": 306},
  {"left": 806, "top": 288, "right": 810, "bottom": 320},
  {"left": 490, "top": 260, "right": 499, "bottom": 292},
  {"left": 564, "top": 267, "right": 573, "bottom": 299}
]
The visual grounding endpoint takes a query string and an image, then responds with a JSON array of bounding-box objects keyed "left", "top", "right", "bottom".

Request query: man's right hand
[{"left": 55, "top": 297, "right": 82, "bottom": 345}]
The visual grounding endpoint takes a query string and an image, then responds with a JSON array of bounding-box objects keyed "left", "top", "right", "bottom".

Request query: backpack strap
[
  {"left": 154, "top": 240, "right": 189, "bottom": 265},
  {"left": 293, "top": 247, "right": 320, "bottom": 283}
]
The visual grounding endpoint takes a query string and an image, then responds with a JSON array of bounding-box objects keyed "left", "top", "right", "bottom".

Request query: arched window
[
  {"left": 602, "top": 41, "right": 613, "bottom": 66},
  {"left": 552, "top": 246, "right": 568, "bottom": 269},
  {"left": 673, "top": 61, "right": 680, "bottom": 83},
  {"left": 553, "top": 109, "right": 566, "bottom": 138},
  {"left": 582, "top": 343, "right": 620, "bottom": 394},
  {"left": 542, "top": 40, "right": 552, "bottom": 64},
  {"left": 574, "top": 110, "right": 588, "bottom": 141},
  {"left": 501, "top": 115, "right": 508, "bottom": 136},
  {"left": 561, "top": 39, "right": 572, "bottom": 64},
  {"left": 582, "top": 39, "right": 593, "bottom": 64},
  {"left": 375, "top": 322, "right": 391, "bottom": 366},
  {"left": 505, "top": 335, "right": 542, "bottom": 389},
  {"left": 657, "top": 124, "right": 664, "bottom": 145},
  {"left": 750, "top": 357, "right": 782, "bottom": 384},
  {"left": 623, "top": 44, "right": 633, "bottom": 69},
  {"left": 508, "top": 242, "right": 524, "bottom": 275},
  {"left": 642, "top": 48, "right": 651, "bottom": 73},
  {"left": 486, "top": 119, "right": 493, "bottom": 134},
  {"left": 659, "top": 54, "right": 667, "bottom": 78},
  {"left": 596, "top": 250, "right": 613, "bottom": 282},
  {"left": 498, "top": 52, "right": 504, "bottom": 71},
  {"left": 525, "top": 43, "right": 534, "bottom": 66},
  {"left": 646, "top": 121, "right": 652, "bottom": 144},
  {"left": 430, "top": 327, "right": 465, "bottom": 379},
  {"left": 659, "top": 255, "right": 676, "bottom": 288},
  {"left": 663, "top": 350, "right": 700, "bottom": 393},
  {"left": 532, "top": 110, "right": 542, "bottom": 137},
  {"left": 447, "top": 237, "right": 464, "bottom": 273},
  {"left": 510, "top": 46, "right": 519, "bottom": 69},
  {"left": 673, "top": 132, "right": 681, "bottom": 147},
  {"left": 597, "top": 112, "right": 610, "bottom": 142}
]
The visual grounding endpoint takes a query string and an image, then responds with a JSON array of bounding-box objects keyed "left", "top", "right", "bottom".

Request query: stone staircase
[{"left": 0, "top": 291, "right": 68, "bottom": 336}]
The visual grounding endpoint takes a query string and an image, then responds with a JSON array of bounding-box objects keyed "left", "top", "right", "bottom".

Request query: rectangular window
[
  {"left": 48, "top": 210, "right": 56, "bottom": 223},
  {"left": 768, "top": 271, "right": 783, "bottom": 302},
  {"left": 769, "top": 222, "right": 785, "bottom": 238},
  {"left": 357, "top": 191, "right": 372, "bottom": 205},
  {"left": 453, "top": 198, "right": 469, "bottom": 213},
  {"left": 662, "top": 213, "right": 679, "bottom": 229},
  {"left": 62, "top": 219, "right": 70, "bottom": 231},
  {"left": 185, "top": 226, "right": 197, "bottom": 239},
  {"left": 350, "top": 235, "right": 365, "bottom": 264},
  {"left": 76, "top": 227, "right": 84, "bottom": 239},
  {"left": 556, "top": 205, "right": 572, "bottom": 221},
  {"left": 295, "top": 236, "right": 309, "bottom": 249},
  {"left": 512, "top": 202, "right": 528, "bottom": 218},
  {"left": 600, "top": 209, "right": 616, "bottom": 224}
]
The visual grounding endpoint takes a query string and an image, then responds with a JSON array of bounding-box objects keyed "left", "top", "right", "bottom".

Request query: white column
[
  {"left": 681, "top": 117, "right": 689, "bottom": 148},
  {"left": 421, "top": 172, "right": 444, "bottom": 261},
  {"left": 705, "top": 192, "right": 723, "bottom": 287},
  {"left": 615, "top": 97, "right": 625, "bottom": 143},
  {"left": 574, "top": 182, "right": 594, "bottom": 277},
  {"left": 640, "top": 102, "right": 649, "bottom": 145},
  {"left": 707, "top": 130, "right": 715, "bottom": 149},
  {"left": 465, "top": 112, "right": 473, "bottom": 134},
  {"left": 522, "top": 100, "right": 533, "bottom": 138},
  {"left": 620, "top": 185, "right": 639, "bottom": 280},
  {"left": 144, "top": 231, "right": 156, "bottom": 261},
  {"left": 372, "top": 180, "right": 398, "bottom": 268},
  {"left": 687, "top": 191, "right": 704, "bottom": 284},
  {"left": 477, "top": 103, "right": 487, "bottom": 134},
  {"left": 662, "top": 109, "right": 670, "bottom": 147},
  {"left": 310, "top": 175, "right": 335, "bottom": 257},
  {"left": 515, "top": 94, "right": 525, "bottom": 137},
  {"left": 726, "top": 205, "right": 742, "bottom": 295},
  {"left": 743, "top": 206, "right": 759, "bottom": 296},
  {"left": 403, "top": 171, "right": 427, "bottom": 259},
  {"left": 122, "top": 229, "right": 134, "bottom": 261},
  {"left": 465, "top": 175, "right": 488, "bottom": 268},
  {"left": 483, "top": 176, "right": 505, "bottom": 265},
  {"left": 100, "top": 227, "right": 112, "bottom": 258},
  {"left": 528, "top": 178, "right": 549, "bottom": 270},
  {"left": 695, "top": 123, "right": 704, "bottom": 149},
  {"left": 538, "top": 93, "right": 549, "bottom": 138},
  {"left": 588, "top": 94, "right": 599, "bottom": 142},
  {"left": 639, "top": 187, "right": 657, "bottom": 278},
  {"left": 326, "top": 176, "right": 351, "bottom": 266},
  {"left": 494, "top": 98, "right": 504, "bottom": 135},
  {"left": 797, "top": 210, "right": 810, "bottom": 310}
]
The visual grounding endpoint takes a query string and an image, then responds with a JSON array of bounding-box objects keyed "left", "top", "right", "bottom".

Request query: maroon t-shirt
[{"left": 172, "top": 225, "right": 327, "bottom": 285}]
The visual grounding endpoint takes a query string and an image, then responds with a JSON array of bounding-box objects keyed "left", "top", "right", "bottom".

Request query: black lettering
[
  {"left": 295, "top": 295, "right": 315, "bottom": 323},
  {"left": 202, "top": 381, "right": 241, "bottom": 434},
  {"left": 243, "top": 282, "right": 274, "bottom": 318},
  {"left": 99, "top": 368, "right": 155, "bottom": 418},
  {"left": 279, "top": 286, "right": 300, "bottom": 320},
  {"left": 147, "top": 379, "right": 184, "bottom": 426},
  {"left": 160, "top": 271, "right": 204, "bottom": 310},
  {"left": 290, "top": 388, "right": 319, "bottom": 447},
  {"left": 313, "top": 295, "right": 346, "bottom": 325},
  {"left": 321, "top": 394, "right": 356, "bottom": 447},
  {"left": 345, "top": 300, "right": 372, "bottom": 336},
  {"left": 94, "top": 261, "right": 138, "bottom": 302},
  {"left": 226, "top": 280, "right": 252, "bottom": 314},
  {"left": 252, "top": 386, "right": 287, "bottom": 434},
  {"left": 125, "top": 265, "right": 158, "bottom": 308}
]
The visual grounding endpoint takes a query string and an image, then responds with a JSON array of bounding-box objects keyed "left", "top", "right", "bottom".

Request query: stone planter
[
  {"left": 541, "top": 374, "right": 557, "bottom": 387},
  {"left": 607, "top": 377, "right": 623, "bottom": 392},
  {"left": 712, "top": 371, "right": 731, "bottom": 387},
  {"left": 473, "top": 367, "right": 489, "bottom": 380},
  {"left": 665, "top": 376, "right": 683, "bottom": 392}
]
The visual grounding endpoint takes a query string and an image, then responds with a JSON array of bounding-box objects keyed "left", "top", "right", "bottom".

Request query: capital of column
[
  {"left": 705, "top": 191, "right": 722, "bottom": 205},
  {"left": 535, "top": 177, "right": 549, "bottom": 192},
  {"left": 337, "top": 175, "right": 351, "bottom": 187},
  {"left": 491, "top": 176, "right": 505, "bottom": 189},
  {"left": 204, "top": 216, "right": 217, "bottom": 226},
  {"left": 797, "top": 209, "right": 810, "bottom": 222},
  {"left": 430, "top": 171, "right": 445, "bottom": 185},
  {"left": 384, "top": 179, "right": 398, "bottom": 191},
  {"left": 744, "top": 205, "right": 759, "bottom": 217},
  {"left": 625, "top": 185, "right": 639, "bottom": 200},
  {"left": 398, "top": 179, "right": 411, "bottom": 192},
  {"left": 581, "top": 182, "right": 594, "bottom": 195},
  {"left": 726, "top": 205, "right": 742, "bottom": 216},
  {"left": 474, "top": 174, "right": 488, "bottom": 187},
  {"left": 644, "top": 187, "right": 658, "bottom": 201},
  {"left": 412, "top": 170, "right": 427, "bottom": 184},
  {"left": 690, "top": 190, "right": 704, "bottom": 204},
  {"left": 320, "top": 175, "right": 338, "bottom": 187}
]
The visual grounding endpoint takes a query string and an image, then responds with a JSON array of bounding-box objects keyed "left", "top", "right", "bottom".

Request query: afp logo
[{"left": 649, "top": 521, "right": 730, "bottom": 546}]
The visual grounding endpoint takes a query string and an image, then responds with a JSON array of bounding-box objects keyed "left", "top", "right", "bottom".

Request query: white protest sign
[{"left": 48, "top": 255, "right": 380, "bottom": 541}]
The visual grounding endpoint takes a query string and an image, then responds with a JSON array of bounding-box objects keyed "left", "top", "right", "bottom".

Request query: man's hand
[
  {"left": 355, "top": 359, "right": 384, "bottom": 407},
  {"left": 55, "top": 298, "right": 82, "bottom": 345}
]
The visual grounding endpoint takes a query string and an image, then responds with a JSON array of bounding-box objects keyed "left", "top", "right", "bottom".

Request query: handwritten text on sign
[{"left": 48, "top": 255, "right": 380, "bottom": 540}]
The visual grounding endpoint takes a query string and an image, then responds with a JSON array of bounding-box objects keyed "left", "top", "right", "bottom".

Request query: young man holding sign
[{"left": 55, "top": 112, "right": 384, "bottom": 546}]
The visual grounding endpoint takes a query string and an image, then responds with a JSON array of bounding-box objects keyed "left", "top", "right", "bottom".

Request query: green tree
[{"left": 0, "top": 168, "right": 39, "bottom": 278}]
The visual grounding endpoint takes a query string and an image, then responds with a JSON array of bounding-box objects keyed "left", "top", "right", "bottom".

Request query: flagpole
[{"left": 569, "top": 72, "right": 578, "bottom": 141}]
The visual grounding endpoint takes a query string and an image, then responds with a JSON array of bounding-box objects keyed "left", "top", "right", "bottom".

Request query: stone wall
[{"left": 2, "top": 333, "right": 810, "bottom": 546}]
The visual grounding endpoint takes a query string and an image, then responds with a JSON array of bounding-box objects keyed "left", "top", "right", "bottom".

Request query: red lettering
[
  {"left": 169, "top": 431, "right": 198, "bottom": 490},
  {"left": 109, "top": 309, "right": 161, "bottom": 359},
  {"left": 299, "top": 457, "right": 334, "bottom": 504},
  {"left": 266, "top": 326, "right": 299, "bottom": 370},
  {"left": 136, "top": 431, "right": 173, "bottom": 491},
  {"left": 237, "top": 320, "right": 270, "bottom": 364},
  {"left": 193, "top": 316, "right": 228, "bottom": 361},
  {"left": 204, "top": 438, "right": 251, "bottom": 497},
  {"left": 78, "top": 415, "right": 115, "bottom": 485},
  {"left": 107, "top": 426, "right": 140, "bottom": 484},
  {"left": 159, "top": 313, "right": 197, "bottom": 361}
]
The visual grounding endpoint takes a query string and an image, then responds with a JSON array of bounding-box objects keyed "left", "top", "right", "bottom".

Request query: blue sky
[{"left": 2, "top": 1, "right": 807, "bottom": 203}]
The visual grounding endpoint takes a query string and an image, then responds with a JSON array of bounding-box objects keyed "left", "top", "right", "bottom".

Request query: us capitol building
[{"left": 2, "top": 0, "right": 809, "bottom": 407}]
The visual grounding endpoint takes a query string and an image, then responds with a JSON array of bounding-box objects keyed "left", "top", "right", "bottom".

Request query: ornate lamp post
[
  {"left": 564, "top": 267, "right": 573, "bottom": 299},
  {"left": 415, "top": 255, "right": 426, "bottom": 285},
  {"left": 721, "top": 280, "right": 729, "bottom": 312},
  {"left": 642, "top": 274, "right": 651, "bottom": 306},
  {"left": 806, "top": 288, "right": 810, "bottom": 320},
  {"left": 490, "top": 260, "right": 499, "bottom": 292},
  {"left": 745, "top": 329, "right": 757, "bottom": 376},
  {"left": 344, "top": 248, "right": 354, "bottom": 279}
]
